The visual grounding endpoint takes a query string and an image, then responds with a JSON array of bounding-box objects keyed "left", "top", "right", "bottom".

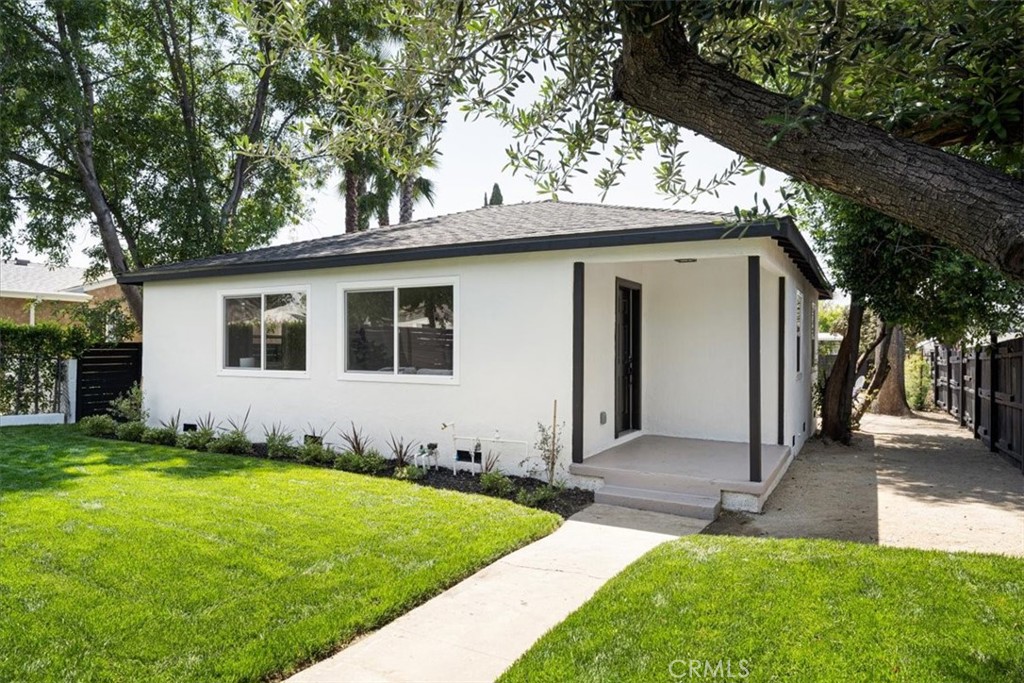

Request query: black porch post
[
  {"left": 988, "top": 332, "right": 998, "bottom": 454},
  {"left": 972, "top": 344, "right": 981, "bottom": 439},
  {"left": 959, "top": 345, "right": 967, "bottom": 427},
  {"left": 777, "top": 277, "right": 786, "bottom": 446},
  {"left": 571, "top": 262, "right": 585, "bottom": 463},
  {"left": 748, "top": 256, "right": 762, "bottom": 482}
]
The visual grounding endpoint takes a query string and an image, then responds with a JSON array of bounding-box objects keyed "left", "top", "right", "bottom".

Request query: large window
[
  {"left": 223, "top": 290, "right": 307, "bottom": 372},
  {"left": 344, "top": 283, "right": 455, "bottom": 378}
]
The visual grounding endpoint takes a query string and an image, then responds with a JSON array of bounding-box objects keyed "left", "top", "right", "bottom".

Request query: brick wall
[{"left": 0, "top": 297, "right": 71, "bottom": 325}]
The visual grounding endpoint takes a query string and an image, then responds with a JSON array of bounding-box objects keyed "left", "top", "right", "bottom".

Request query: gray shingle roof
[
  {"left": 0, "top": 261, "right": 87, "bottom": 295},
  {"left": 119, "top": 200, "right": 830, "bottom": 296}
]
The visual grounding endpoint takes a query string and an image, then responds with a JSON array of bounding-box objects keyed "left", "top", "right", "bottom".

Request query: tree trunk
[
  {"left": 613, "top": 14, "right": 1024, "bottom": 280},
  {"left": 875, "top": 326, "right": 911, "bottom": 415},
  {"left": 856, "top": 321, "right": 889, "bottom": 378},
  {"left": 820, "top": 300, "right": 864, "bottom": 442},
  {"left": 863, "top": 323, "right": 893, "bottom": 395},
  {"left": 399, "top": 175, "right": 416, "bottom": 224},
  {"left": 57, "top": 8, "right": 145, "bottom": 326},
  {"left": 851, "top": 322, "right": 892, "bottom": 422},
  {"left": 344, "top": 167, "right": 360, "bottom": 233}
]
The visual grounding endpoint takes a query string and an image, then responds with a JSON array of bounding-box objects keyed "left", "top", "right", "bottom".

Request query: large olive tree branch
[{"left": 613, "top": 13, "right": 1024, "bottom": 279}]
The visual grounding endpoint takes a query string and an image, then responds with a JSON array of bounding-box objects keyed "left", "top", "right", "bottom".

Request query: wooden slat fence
[
  {"left": 933, "top": 335, "right": 1023, "bottom": 472},
  {"left": 76, "top": 344, "right": 142, "bottom": 419}
]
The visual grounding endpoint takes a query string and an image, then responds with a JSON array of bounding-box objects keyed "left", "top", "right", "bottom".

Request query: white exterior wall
[
  {"left": 581, "top": 257, "right": 750, "bottom": 456},
  {"left": 142, "top": 252, "right": 575, "bottom": 478},
  {"left": 580, "top": 239, "right": 818, "bottom": 460},
  {"left": 759, "top": 243, "right": 817, "bottom": 454},
  {"left": 141, "top": 237, "right": 821, "bottom": 478}
]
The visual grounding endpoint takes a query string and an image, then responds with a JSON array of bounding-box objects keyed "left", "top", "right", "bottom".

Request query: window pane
[
  {"left": 398, "top": 286, "right": 454, "bottom": 375},
  {"left": 346, "top": 290, "right": 394, "bottom": 372},
  {"left": 264, "top": 292, "right": 307, "bottom": 371},
  {"left": 225, "top": 296, "right": 261, "bottom": 369}
]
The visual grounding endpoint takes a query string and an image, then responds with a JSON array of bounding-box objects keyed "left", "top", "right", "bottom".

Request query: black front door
[{"left": 615, "top": 279, "right": 641, "bottom": 436}]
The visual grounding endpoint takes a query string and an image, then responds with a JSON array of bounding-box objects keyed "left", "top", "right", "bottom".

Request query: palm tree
[
  {"left": 398, "top": 174, "right": 435, "bottom": 224},
  {"left": 341, "top": 152, "right": 437, "bottom": 230}
]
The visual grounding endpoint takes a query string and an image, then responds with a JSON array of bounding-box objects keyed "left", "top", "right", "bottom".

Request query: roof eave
[
  {"left": 0, "top": 289, "right": 93, "bottom": 303},
  {"left": 118, "top": 218, "right": 832, "bottom": 297}
]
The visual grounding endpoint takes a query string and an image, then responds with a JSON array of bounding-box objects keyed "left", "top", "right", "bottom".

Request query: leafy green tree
[
  {"left": 0, "top": 0, "right": 367, "bottom": 321},
  {"left": 818, "top": 302, "right": 848, "bottom": 336},
  {"left": 488, "top": 183, "right": 503, "bottom": 206},
  {"left": 800, "top": 188, "right": 1024, "bottom": 439},
  {"left": 262, "top": 0, "right": 1023, "bottom": 280}
]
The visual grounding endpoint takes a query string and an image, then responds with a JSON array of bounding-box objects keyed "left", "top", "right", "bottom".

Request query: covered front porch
[
  {"left": 567, "top": 234, "right": 823, "bottom": 517},
  {"left": 570, "top": 436, "right": 793, "bottom": 518}
]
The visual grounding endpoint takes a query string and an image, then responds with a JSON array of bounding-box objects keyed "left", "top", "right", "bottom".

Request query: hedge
[{"left": 0, "top": 321, "right": 89, "bottom": 415}]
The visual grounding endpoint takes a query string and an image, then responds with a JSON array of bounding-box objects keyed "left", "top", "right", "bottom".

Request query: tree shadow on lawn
[
  {"left": 0, "top": 428, "right": 265, "bottom": 496},
  {"left": 937, "top": 653, "right": 1023, "bottom": 683}
]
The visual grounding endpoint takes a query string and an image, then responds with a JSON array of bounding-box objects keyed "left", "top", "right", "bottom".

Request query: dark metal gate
[
  {"left": 76, "top": 343, "right": 142, "bottom": 419},
  {"left": 933, "top": 336, "right": 1023, "bottom": 472}
]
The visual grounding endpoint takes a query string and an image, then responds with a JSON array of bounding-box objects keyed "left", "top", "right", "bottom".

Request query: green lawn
[
  {"left": 0, "top": 426, "right": 559, "bottom": 682},
  {"left": 501, "top": 536, "right": 1024, "bottom": 683}
]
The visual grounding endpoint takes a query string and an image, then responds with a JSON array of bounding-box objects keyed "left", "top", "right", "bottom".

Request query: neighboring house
[
  {"left": 0, "top": 259, "right": 127, "bottom": 328},
  {"left": 122, "top": 201, "right": 831, "bottom": 518}
]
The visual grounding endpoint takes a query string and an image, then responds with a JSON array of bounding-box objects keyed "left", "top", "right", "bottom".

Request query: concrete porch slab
[{"left": 570, "top": 435, "right": 793, "bottom": 514}]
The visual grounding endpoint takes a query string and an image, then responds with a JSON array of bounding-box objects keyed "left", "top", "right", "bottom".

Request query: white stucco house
[{"left": 122, "top": 201, "right": 830, "bottom": 518}]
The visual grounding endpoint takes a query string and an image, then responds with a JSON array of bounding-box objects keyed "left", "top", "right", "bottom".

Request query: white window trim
[
  {"left": 217, "top": 284, "right": 311, "bottom": 379},
  {"left": 337, "top": 276, "right": 460, "bottom": 385}
]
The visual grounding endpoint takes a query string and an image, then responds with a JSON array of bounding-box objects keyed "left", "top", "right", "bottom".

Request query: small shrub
[
  {"left": 304, "top": 422, "right": 335, "bottom": 446},
  {"left": 177, "top": 429, "right": 215, "bottom": 451},
  {"left": 160, "top": 410, "right": 181, "bottom": 431},
  {"left": 264, "top": 423, "right": 297, "bottom": 459},
  {"left": 906, "top": 354, "right": 933, "bottom": 411},
  {"left": 480, "top": 471, "right": 515, "bottom": 497},
  {"left": 515, "top": 484, "right": 561, "bottom": 509},
  {"left": 386, "top": 433, "right": 418, "bottom": 467},
  {"left": 108, "top": 383, "right": 148, "bottom": 423},
  {"left": 177, "top": 413, "right": 218, "bottom": 451},
  {"left": 334, "top": 449, "right": 389, "bottom": 474},
  {"left": 393, "top": 464, "right": 426, "bottom": 481},
  {"left": 208, "top": 408, "right": 253, "bottom": 455},
  {"left": 114, "top": 421, "right": 147, "bottom": 442},
  {"left": 482, "top": 449, "right": 501, "bottom": 474},
  {"left": 298, "top": 441, "right": 335, "bottom": 466},
  {"left": 141, "top": 427, "right": 178, "bottom": 446},
  {"left": 209, "top": 430, "right": 252, "bottom": 455},
  {"left": 525, "top": 416, "right": 566, "bottom": 486},
  {"left": 224, "top": 407, "right": 251, "bottom": 437},
  {"left": 338, "top": 421, "right": 372, "bottom": 457},
  {"left": 78, "top": 414, "right": 117, "bottom": 437}
]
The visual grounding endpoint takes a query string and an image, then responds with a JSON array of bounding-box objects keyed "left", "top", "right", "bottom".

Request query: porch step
[{"left": 594, "top": 485, "right": 721, "bottom": 520}]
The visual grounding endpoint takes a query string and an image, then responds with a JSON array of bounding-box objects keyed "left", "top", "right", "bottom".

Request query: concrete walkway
[{"left": 286, "top": 505, "right": 707, "bottom": 683}]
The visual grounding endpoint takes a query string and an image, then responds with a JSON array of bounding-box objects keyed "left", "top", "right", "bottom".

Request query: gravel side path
[{"left": 706, "top": 411, "right": 1024, "bottom": 556}]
